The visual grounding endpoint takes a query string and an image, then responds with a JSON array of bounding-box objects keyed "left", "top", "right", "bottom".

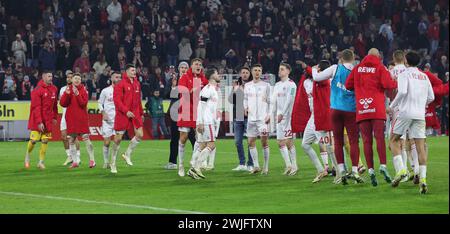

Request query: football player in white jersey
[
  {"left": 202, "top": 85, "right": 222, "bottom": 171},
  {"left": 387, "top": 50, "right": 419, "bottom": 183},
  {"left": 98, "top": 71, "right": 122, "bottom": 173},
  {"left": 244, "top": 64, "right": 271, "bottom": 175},
  {"left": 188, "top": 68, "right": 221, "bottom": 179},
  {"left": 60, "top": 70, "right": 81, "bottom": 166},
  {"left": 269, "top": 63, "right": 298, "bottom": 176},
  {"left": 389, "top": 51, "right": 434, "bottom": 194}
]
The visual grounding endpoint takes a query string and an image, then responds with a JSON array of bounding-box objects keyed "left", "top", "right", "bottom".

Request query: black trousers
[{"left": 168, "top": 119, "right": 196, "bottom": 164}]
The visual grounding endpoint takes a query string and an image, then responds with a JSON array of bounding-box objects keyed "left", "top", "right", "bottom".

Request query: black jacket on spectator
[{"left": 56, "top": 46, "right": 76, "bottom": 71}]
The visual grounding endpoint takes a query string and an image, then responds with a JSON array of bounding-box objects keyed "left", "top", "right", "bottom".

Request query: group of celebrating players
[{"left": 24, "top": 47, "right": 448, "bottom": 195}]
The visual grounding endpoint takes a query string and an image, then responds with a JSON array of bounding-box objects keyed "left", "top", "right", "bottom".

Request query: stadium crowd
[{"left": 0, "top": 0, "right": 448, "bottom": 134}]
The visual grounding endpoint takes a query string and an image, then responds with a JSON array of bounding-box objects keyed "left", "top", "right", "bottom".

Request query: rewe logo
[
  {"left": 357, "top": 67, "right": 376, "bottom": 73},
  {"left": 359, "top": 98, "right": 373, "bottom": 109}
]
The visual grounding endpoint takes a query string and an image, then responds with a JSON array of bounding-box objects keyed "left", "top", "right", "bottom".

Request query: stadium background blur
[{"left": 0, "top": 0, "right": 448, "bottom": 136}]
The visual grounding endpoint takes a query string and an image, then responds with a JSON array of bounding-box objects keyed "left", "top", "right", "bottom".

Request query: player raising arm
[{"left": 60, "top": 73, "right": 96, "bottom": 168}]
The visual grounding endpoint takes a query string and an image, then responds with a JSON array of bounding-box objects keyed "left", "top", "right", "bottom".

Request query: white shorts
[
  {"left": 178, "top": 127, "right": 194, "bottom": 133},
  {"left": 390, "top": 109, "right": 409, "bottom": 140},
  {"left": 197, "top": 124, "right": 216, "bottom": 143},
  {"left": 276, "top": 117, "right": 293, "bottom": 140},
  {"left": 302, "top": 116, "right": 332, "bottom": 145},
  {"left": 393, "top": 118, "right": 426, "bottom": 139},
  {"left": 101, "top": 121, "right": 115, "bottom": 138},
  {"left": 60, "top": 118, "right": 67, "bottom": 131},
  {"left": 246, "top": 120, "right": 269, "bottom": 138}
]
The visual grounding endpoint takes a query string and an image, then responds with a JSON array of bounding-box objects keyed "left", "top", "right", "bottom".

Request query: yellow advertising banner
[{"left": 0, "top": 101, "right": 171, "bottom": 121}]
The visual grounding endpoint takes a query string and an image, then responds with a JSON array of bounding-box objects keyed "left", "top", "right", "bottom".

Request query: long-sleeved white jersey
[
  {"left": 98, "top": 86, "right": 116, "bottom": 122},
  {"left": 303, "top": 78, "right": 314, "bottom": 114},
  {"left": 390, "top": 67, "right": 434, "bottom": 120},
  {"left": 389, "top": 64, "right": 407, "bottom": 80},
  {"left": 270, "top": 78, "right": 297, "bottom": 118},
  {"left": 243, "top": 80, "right": 271, "bottom": 122},
  {"left": 387, "top": 64, "right": 407, "bottom": 109},
  {"left": 59, "top": 86, "right": 68, "bottom": 120},
  {"left": 196, "top": 84, "right": 219, "bottom": 125}
]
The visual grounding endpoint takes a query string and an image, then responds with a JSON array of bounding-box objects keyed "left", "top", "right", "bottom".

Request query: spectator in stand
[
  {"left": 38, "top": 41, "right": 56, "bottom": 72},
  {"left": 11, "top": 34, "right": 27, "bottom": 66},
  {"left": 149, "top": 66, "right": 166, "bottom": 96},
  {"left": 428, "top": 15, "right": 440, "bottom": 56},
  {"left": 107, "top": 0, "right": 122, "bottom": 28},
  {"left": 97, "top": 65, "right": 111, "bottom": 92},
  {"left": 21, "top": 75, "right": 33, "bottom": 100},
  {"left": 93, "top": 55, "right": 108, "bottom": 78},
  {"left": 178, "top": 37, "right": 193, "bottom": 63},
  {"left": 26, "top": 34, "right": 40, "bottom": 69},
  {"left": 73, "top": 50, "right": 91, "bottom": 74},
  {"left": 195, "top": 24, "right": 208, "bottom": 59},
  {"left": 165, "top": 34, "right": 179, "bottom": 67}
]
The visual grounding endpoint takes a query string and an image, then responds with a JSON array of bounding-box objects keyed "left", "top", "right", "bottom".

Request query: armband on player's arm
[{"left": 200, "top": 96, "right": 209, "bottom": 102}]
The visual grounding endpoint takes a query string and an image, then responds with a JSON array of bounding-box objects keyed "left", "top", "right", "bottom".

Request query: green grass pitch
[{"left": 0, "top": 137, "right": 448, "bottom": 214}]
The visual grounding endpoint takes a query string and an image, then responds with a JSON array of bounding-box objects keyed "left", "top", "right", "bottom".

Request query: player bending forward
[
  {"left": 98, "top": 71, "right": 121, "bottom": 172},
  {"left": 188, "top": 68, "right": 221, "bottom": 179},
  {"left": 269, "top": 63, "right": 298, "bottom": 176},
  {"left": 389, "top": 51, "right": 434, "bottom": 194}
]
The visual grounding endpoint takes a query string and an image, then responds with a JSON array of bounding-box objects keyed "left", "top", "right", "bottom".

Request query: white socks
[
  {"left": 196, "top": 147, "right": 211, "bottom": 170},
  {"left": 178, "top": 142, "right": 185, "bottom": 166},
  {"left": 401, "top": 149, "right": 408, "bottom": 169},
  {"left": 302, "top": 143, "right": 324, "bottom": 173},
  {"left": 289, "top": 146, "right": 297, "bottom": 170},
  {"left": 419, "top": 165, "right": 427, "bottom": 181},
  {"left": 190, "top": 148, "right": 200, "bottom": 168},
  {"left": 320, "top": 151, "right": 329, "bottom": 168},
  {"left": 103, "top": 145, "right": 110, "bottom": 164},
  {"left": 83, "top": 138, "right": 95, "bottom": 161},
  {"left": 352, "top": 166, "right": 358, "bottom": 174},
  {"left": 249, "top": 147, "right": 260, "bottom": 168},
  {"left": 125, "top": 137, "right": 140, "bottom": 159},
  {"left": 208, "top": 148, "right": 216, "bottom": 168},
  {"left": 327, "top": 144, "right": 338, "bottom": 173},
  {"left": 279, "top": 146, "right": 292, "bottom": 168},
  {"left": 338, "top": 163, "right": 346, "bottom": 175},
  {"left": 111, "top": 143, "right": 120, "bottom": 165},
  {"left": 411, "top": 144, "right": 419, "bottom": 175},
  {"left": 263, "top": 146, "right": 270, "bottom": 171},
  {"left": 69, "top": 143, "right": 79, "bottom": 164},
  {"left": 65, "top": 149, "right": 71, "bottom": 158},
  {"left": 393, "top": 155, "right": 404, "bottom": 173}
]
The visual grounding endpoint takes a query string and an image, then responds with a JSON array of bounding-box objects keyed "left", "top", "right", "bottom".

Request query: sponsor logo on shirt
[
  {"left": 358, "top": 98, "right": 376, "bottom": 114},
  {"left": 358, "top": 67, "right": 376, "bottom": 73}
]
